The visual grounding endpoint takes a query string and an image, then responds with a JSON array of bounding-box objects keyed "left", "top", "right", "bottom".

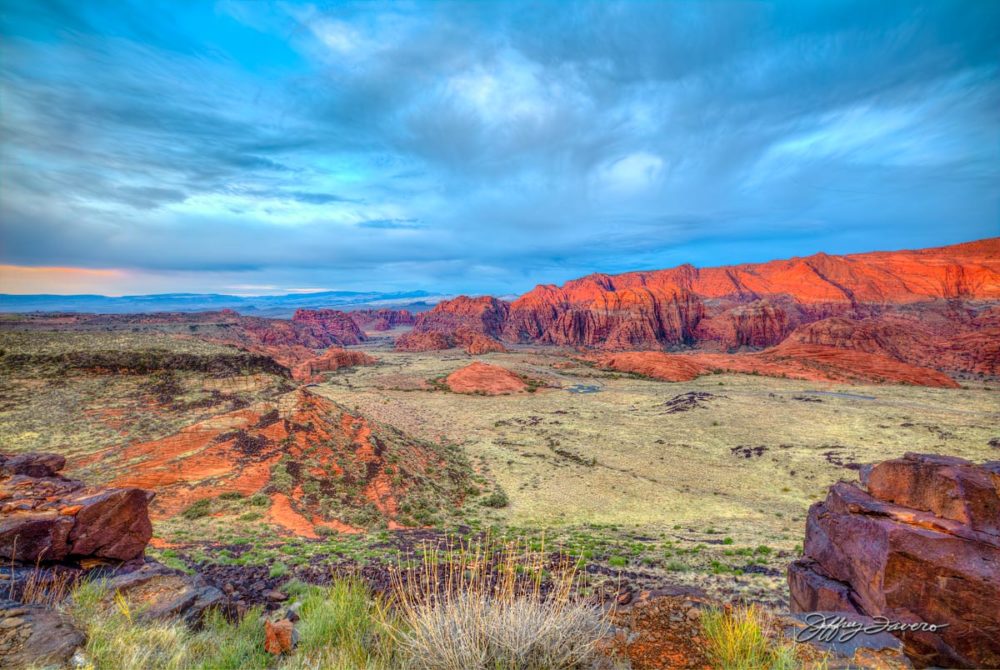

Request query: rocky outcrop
[
  {"left": 289, "top": 309, "right": 367, "bottom": 346},
  {"left": 0, "top": 453, "right": 153, "bottom": 563},
  {"left": 103, "top": 389, "right": 471, "bottom": 533},
  {"left": 348, "top": 309, "right": 416, "bottom": 331},
  {"left": 443, "top": 362, "right": 528, "bottom": 395},
  {"left": 289, "top": 347, "right": 376, "bottom": 382},
  {"left": 395, "top": 296, "right": 510, "bottom": 351},
  {"left": 395, "top": 330, "right": 454, "bottom": 352},
  {"left": 788, "top": 453, "right": 1000, "bottom": 668},
  {"left": 464, "top": 333, "right": 507, "bottom": 355}
]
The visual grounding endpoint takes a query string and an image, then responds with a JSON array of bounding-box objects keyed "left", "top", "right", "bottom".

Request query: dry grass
[
  {"left": 388, "top": 536, "right": 612, "bottom": 670},
  {"left": 701, "top": 604, "right": 803, "bottom": 670}
]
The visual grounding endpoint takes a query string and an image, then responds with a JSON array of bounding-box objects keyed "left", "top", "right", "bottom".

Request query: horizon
[
  {"left": 2, "top": 2, "right": 999, "bottom": 296},
  {"left": 0, "top": 234, "right": 996, "bottom": 299}
]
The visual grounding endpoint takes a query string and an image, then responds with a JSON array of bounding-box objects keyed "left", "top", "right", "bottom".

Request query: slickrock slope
[
  {"left": 0, "top": 453, "right": 153, "bottom": 562},
  {"left": 590, "top": 342, "right": 959, "bottom": 388},
  {"left": 444, "top": 362, "right": 528, "bottom": 395},
  {"left": 102, "top": 390, "right": 470, "bottom": 535},
  {"left": 788, "top": 453, "right": 1000, "bottom": 668}
]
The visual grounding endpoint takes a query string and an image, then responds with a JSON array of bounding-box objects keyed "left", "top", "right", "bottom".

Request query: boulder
[
  {"left": 0, "top": 452, "right": 153, "bottom": 563},
  {"left": 100, "top": 561, "right": 224, "bottom": 625},
  {"left": 0, "top": 598, "right": 84, "bottom": 670},
  {"left": 789, "top": 453, "right": 1000, "bottom": 668}
]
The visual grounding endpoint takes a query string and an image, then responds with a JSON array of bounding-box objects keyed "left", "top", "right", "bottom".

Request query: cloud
[{"left": 1, "top": 0, "right": 998, "bottom": 294}]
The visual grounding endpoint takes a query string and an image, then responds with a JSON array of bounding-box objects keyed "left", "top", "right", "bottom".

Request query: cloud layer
[{"left": 2, "top": 1, "right": 998, "bottom": 294}]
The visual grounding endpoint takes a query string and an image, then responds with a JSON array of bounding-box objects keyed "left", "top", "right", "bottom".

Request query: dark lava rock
[{"left": 0, "top": 598, "right": 84, "bottom": 670}]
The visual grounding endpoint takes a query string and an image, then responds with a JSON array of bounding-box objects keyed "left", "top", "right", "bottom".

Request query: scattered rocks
[
  {"left": 789, "top": 453, "right": 1000, "bottom": 668},
  {"left": 661, "top": 392, "right": 722, "bottom": 414},
  {"left": 730, "top": 445, "right": 768, "bottom": 459}
]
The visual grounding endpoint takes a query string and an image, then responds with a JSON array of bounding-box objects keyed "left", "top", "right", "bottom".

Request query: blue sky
[{"left": 1, "top": 1, "right": 998, "bottom": 296}]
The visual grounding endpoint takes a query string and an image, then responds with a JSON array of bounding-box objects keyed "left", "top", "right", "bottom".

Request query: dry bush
[{"left": 387, "top": 535, "right": 611, "bottom": 670}]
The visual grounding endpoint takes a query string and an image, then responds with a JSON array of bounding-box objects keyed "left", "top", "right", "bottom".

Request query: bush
[
  {"left": 181, "top": 499, "right": 212, "bottom": 520},
  {"left": 389, "top": 537, "right": 609, "bottom": 670},
  {"left": 480, "top": 487, "right": 509, "bottom": 508}
]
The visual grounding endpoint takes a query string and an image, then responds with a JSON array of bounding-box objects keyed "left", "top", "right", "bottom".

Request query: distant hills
[{"left": 0, "top": 290, "right": 444, "bottom": 317}]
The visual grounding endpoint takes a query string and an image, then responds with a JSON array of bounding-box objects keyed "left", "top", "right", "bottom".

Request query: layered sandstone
[
  {"left": 102, "top": 390, "right": 469, "bottom": 534},
  {"left": 788, "top": 453, "right": 1000, "bottom": 668}
]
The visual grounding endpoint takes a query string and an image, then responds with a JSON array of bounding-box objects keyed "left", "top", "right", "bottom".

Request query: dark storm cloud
[{"left": 1, "top": 0, "right": 997, "bottom": 294}]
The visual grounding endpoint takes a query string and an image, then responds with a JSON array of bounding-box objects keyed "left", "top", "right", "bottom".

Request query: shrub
[
  {"left": 181, "top": 499, "right": 212, "bottom": 520},
  {"left": 480, "top": 487, "right": 509, "bottom": 508},
  {"left": 389, "top": 537, "right": 609, "bottom": 670}
]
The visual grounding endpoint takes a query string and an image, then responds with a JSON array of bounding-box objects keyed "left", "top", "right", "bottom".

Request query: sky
[{"left": 1, "top": 1, "right": 998, "bottom": 296}]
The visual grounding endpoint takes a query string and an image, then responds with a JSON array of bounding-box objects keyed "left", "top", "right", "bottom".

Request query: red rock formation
[
  {"left": 289, "top": 347, "right": 376, "bottom": 382},
  {"left": 788, "top": 453, "right": 1000, "bottom": 668},
  {"left": 289, "top": 309, "right": 366, "bottom": 345},
  {"left": 588, "top": 352, "right": 706, "bottom": 382},
  {"left": 0, "top": 453, "right": 153, "bottom": 563},
  {"left": 444, "top": 362, "right": 528, "bottom": 395},
  {"left": 395, "top": 296, "right": 510, "bottom": 351},
  {"left": 348, "top": 309, "right": 416, "bottom": 331},
  {"left": 103, "top": 390, "right": 468, "bottom": 534},
  {"left": 588, "top": 343, "right": 959, "bottom": 388},
  {"left": 464, "top": 333, "right": 507, "bottom": 355},
  {"left": 505, "top": 238, "right": 1000, "bottom": 353},
  {"left": 395, "top": 330, "right": 454, "bottom": 352}
]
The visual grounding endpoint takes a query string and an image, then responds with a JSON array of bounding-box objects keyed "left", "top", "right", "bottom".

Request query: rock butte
[
  {"left": 445, "top": 362, "right": 528, "bottom": 395},
  {"left": 399, "top": 238, "right": 999, "bottom": 387}
]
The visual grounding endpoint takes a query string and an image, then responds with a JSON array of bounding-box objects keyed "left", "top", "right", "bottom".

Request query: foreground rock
[
  {"left": 0, "top": 453, "right": 153, "bottom": 563},
  {"left": 788, "top": 453, "right": 1000, "bottom": 668},
  {"left": 0, "top": 599, "right": 84, "bottom": 670},
  {"left": 99, "top": 561, "right": 224, "bottom": 625}
]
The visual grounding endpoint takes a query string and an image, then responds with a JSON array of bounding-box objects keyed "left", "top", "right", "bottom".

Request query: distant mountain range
[{"left": 0, "top": 290, "right": 445, "bottom": 317}]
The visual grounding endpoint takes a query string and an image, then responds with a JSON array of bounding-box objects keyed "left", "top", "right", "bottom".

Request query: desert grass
[
  {"left": 387, "top": 535, "right": 612, "bottom": 670},
  {"left": 65, "top": 578, "right": 398, "bottom": 670},
  {"left": 701, "top": 603, "right": 805, "bottom": 670}
]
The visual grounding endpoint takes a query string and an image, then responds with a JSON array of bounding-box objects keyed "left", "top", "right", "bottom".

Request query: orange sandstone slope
[
  {"left": 444, "top": 362, "right": 528, "bottom": 395},
  {"left": 104, "top": 389, "right": 471, "bottom": 536},
  {"left": 589, "top": 344, "right": 960, "bottom": 388}
]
